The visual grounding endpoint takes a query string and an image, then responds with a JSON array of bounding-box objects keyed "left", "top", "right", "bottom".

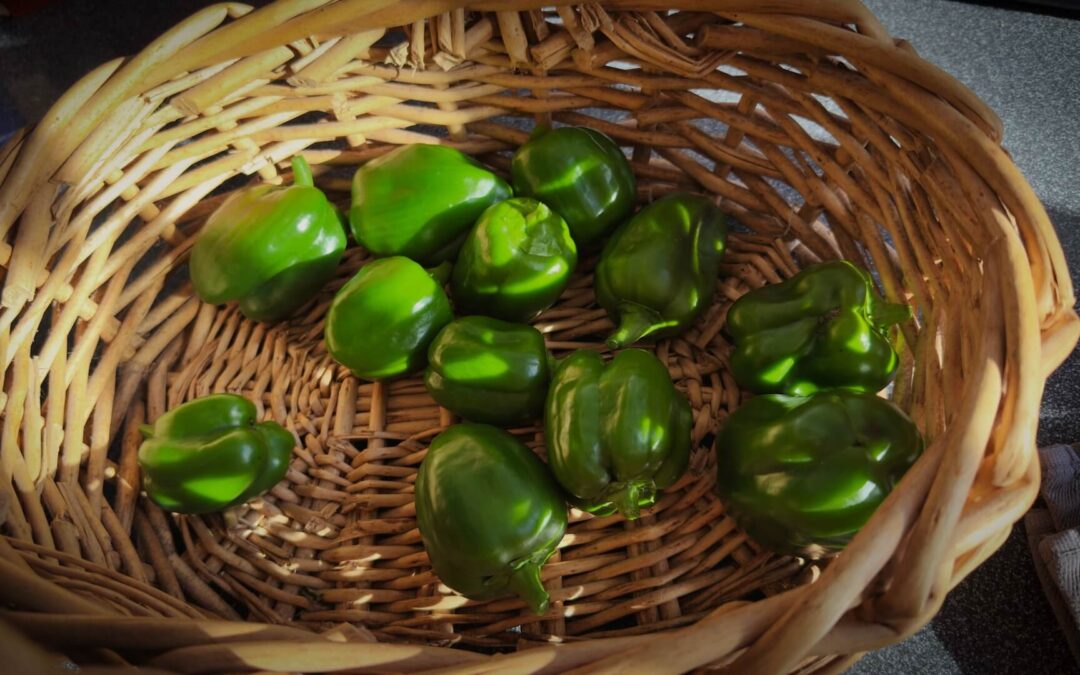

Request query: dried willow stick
[
  {"left": 176, "top": 46, "right": 296, "bottom": 116},
  {"left": 0, "top": 551, "right": 110, "bottom": 616},
  {"left": 290, "top": 28, "right": 385, "bottom": 85},
  {"left": 0, "top": 57, "right": 121, "bottom": 238}
]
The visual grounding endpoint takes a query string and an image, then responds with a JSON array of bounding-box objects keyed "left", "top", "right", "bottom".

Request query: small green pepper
[
  {"left": 137, "top": 394, "right": 293, "bottom": 514},
  {"left": 416, "top": 424, "right": 567, "bottom": 614},
  {"left": 545, "top": 349, "right": 692, "bottom": 520},
  {"left": 425, "top": 317, "right": 552, "bottom": 426},
  {"left": 595, "top": 193, "right": 727, "bottom": 349},
  {"left": 349, "top": 144, "right": 512, "bottom": 265},
  {"left": 715, "top": 391, "right": 923, "bottom": 557},
  {"left": 190, "top": 156, "right": 347, "bottom": 322},
  {"left": 325, "top": 257, "right": 452, "bottom": 380},
  {"left": 452, "top": 198, "right": 577, "bottom": 322},
  {"left": 726, "top": 260, "right": 911, "bottom": 395},
  {"left": 511, "top": 125, "right": 635, "bottom": 248}
]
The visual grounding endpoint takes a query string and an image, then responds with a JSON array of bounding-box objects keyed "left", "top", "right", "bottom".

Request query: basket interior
[
  {"left": 1, "top": 3, "right": 1069, "bottom": 669},
  {"left": 113, "top": 13, "right": 918, "bottom": 645}
]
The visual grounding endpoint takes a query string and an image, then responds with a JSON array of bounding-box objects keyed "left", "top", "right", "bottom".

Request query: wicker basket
[{"left": 0, "top": 1, "right": 1076, "bottom": 673}]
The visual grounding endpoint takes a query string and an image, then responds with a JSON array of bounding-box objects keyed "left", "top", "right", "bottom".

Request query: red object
[{"left": 1, "top": 0, "right": 58, "bottom": 17}]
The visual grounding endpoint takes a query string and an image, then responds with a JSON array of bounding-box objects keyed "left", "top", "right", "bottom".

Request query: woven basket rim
[{"left": 0, "top": 2, "right": 1076, "bottom": 673}]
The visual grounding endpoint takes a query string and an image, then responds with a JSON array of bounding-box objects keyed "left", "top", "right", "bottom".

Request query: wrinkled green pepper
[
  {"left": 452, "top": 198, "right": 578, "bottom": 322},
  {"left": 726, "top": 260, "right": 911, "bottom": 395},
  {"left": 425, "top": 317, "right": 552, "bottom": 426},
  {"left": 349, "top": 144, "right": 512, "bottom": 265},
  {"left": 416, "top": 424, "right": 567, "bottom": 614},
  {"left": 138, "top": 394, "right": 293, "bottom": 514},
  {"left": 545, "top": 349, "right": 692, "bottom": 520},
  {"left": 325, "top": 257, "right": 452, "bottom": 380},
  {"left": 190, "top": 156, "right": 347, "bottom": 322},
  {"left": 715, "top": 391, "right": 923, "bottom": 557},
  {"left": 511, "top": 125, "right": 635, "bottom": 248},
  {"left": 595, "top": 193, "right": 727, "bottom": 349}
]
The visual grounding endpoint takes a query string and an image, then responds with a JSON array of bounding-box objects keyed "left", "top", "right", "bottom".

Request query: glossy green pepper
[
  {"left": 726, "top": 260, "right": 911, "bottom": 395},
  {"left": 452, "top": 198, "right": 577, "bottom": 322},
  {"left": 190, "top": 156, "right": 347, "bottom": 322},
  {"left": 715, "top": 391, "right": 923, "bottom": 557},
  {"left": 545, "top": 349, "right": 692, "bottom": 520},
  {"left": 425, "top": 317, "right": 552, "bottom": 426},
  {"left": 595, "top": 193, "right": 727, "bottom": 349},
  {"left": 137, "top": 394, "right": 293, "bottom": 515},
  {"left": 325, "top": 257, "right": 452, "bottom": 380},
  {"left": 349, "top": 144, "right": 512, "bottom": 265},
  {"left": 416, "top": 424, "right": 567, "bottom": 614},
  {"left": 511, "top": 125, "right": 635, "bottom": 248}
]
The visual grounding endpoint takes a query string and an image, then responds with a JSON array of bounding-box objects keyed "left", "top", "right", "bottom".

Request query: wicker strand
[{"left": 0, "top": 3, "right": 1074, "bottom": 673}]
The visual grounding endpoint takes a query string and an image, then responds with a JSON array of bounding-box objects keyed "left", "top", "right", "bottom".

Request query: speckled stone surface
[{"left": 1, "top": 1, "right": 1078, "bottom": 672}]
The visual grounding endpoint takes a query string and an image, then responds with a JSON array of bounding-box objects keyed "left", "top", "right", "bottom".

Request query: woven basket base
[{"left": 155, "top": 211, "right": 813, "bottom": 645}]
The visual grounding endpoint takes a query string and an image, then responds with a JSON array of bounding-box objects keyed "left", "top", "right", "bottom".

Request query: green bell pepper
[
  {"left": 545, "top": 349, "right": 692, "bottom": 520},
  {"left": 511, "top": 125, "right": 635, "bottom": 248},
  {"left": 425, "top": 316, "right": 552, "bottom": 426},
  {"left": 190, "top": 156, "right": 347, "bottom": 322},
  {"left": 349, "top": 144, "right": 512, "bottom": 265},
  {"left": 415, "top": 423, "right": 567, "bottom": 614},
  {"left": 715, "top": 391, "right": 923, "bottom": 557},
  {"left": 452, "top": 198, "right": 578, "bottom": 322},
  {"left": 137, "top": 394, "right": 293, "bottom": 515},
  {"left": 726, "top": 260, "right": 911, "bottom": 395},
  {"left": 325, "top": 256, "right": 452, "bottom": 380},
  {"left": 595, "top": 193, "right": 727, "bottom": 349}
]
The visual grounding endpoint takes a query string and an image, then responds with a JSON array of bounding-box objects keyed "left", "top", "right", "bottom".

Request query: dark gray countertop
[{"left": 1, "top": 1, "right": 1078, "bottom": 672}]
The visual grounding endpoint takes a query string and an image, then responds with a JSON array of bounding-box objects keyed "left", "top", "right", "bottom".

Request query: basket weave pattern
[{"left": 0, "top": 2, "right": 1076, "bottom": 673}]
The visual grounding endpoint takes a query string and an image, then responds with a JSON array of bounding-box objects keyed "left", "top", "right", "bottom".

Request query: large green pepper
[
  {"left": 511, "top": 125, "right": 635, "bottom": 248},
  {"left": 190, "top": 156, "right": 347, "bottom": 322},
  {"left": 452, "top": 198, "right": 577, "bottom": 322},
  {"left": 325, "top": 257, "right": 452, "bottom": 380},
  {"left": 715, "top": 391, "right": 923, "bottom": 557},
  {"left": 726, "top": 260, "right": 911, "bottom": 395},
  {"left": 415, "top": 424, "right": 567, "bottom": 614},
  {"left": 425, "top": 317, "right": 552, "bottom": 426},
  {"left": 595, "top": 193, "right": 727, "bottom": 349},
  {"left": 545, "top": 349, "right": 692, "bottom": 520},
  {"left": 349, "top": 144, "right": 511, "bottom": 265},
  {"left": 138, "top": 394, "right": 294, "bottom": 515}
]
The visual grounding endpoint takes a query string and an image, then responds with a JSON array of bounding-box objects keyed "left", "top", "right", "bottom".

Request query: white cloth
[{"left": 1025, "top": 444, "right": 1080, "bottom": 665}]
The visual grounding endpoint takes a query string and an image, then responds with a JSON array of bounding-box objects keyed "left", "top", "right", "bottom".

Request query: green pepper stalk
[
  {"left": 595, "top": 192, "right": 727, "bottom": 349},
  {"left": 137, "top": 394, "right": 294, "bottom": 514},
  {"left": 349, "top": 144, "right": 512, "bottom": 265},
  {"left": 452, "top": 198, "right": 578, "bottom": 322},
  {"left": 511, "top": 125, "right": 636, "bottom": 248},
  {"left": 190, "top": 156, "right": 347, "bottom": 322},
  {"left": 726, "top": 260, "right": 911, "bottom": 395},
  {"left": 545, "top": 349, "right": 692, "bottom": 520},
  {"left": 715, "top": 391, "right": 923, "bottom": 557},
  {"left": 415, "top": 424, "right": 567, "bottom": 614},
  {"left": 425, "top": 316, "right": 553, "bottom": 426},
  {"left": 325, "top": 257, "right": 453, "bottom": 380}
]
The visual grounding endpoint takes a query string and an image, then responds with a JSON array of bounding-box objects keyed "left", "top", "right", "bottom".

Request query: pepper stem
[
  {"left": 291, "top": 155, "right": 314, "bottom": 187},
  {"left": 610, "top": 481, "right": 651, "bottom": 520},
  {"left": 427, "top": 261, "right": 453, "bottom": 286},
  {"left": 606, "top": 304, "right": 660, "bottom": 350},
  {"left": 546, "top": 353, "right": 561, "bottom": 376},
  {"left": 528, "top": 123, "right": 552, "bottom": 141},
  {"left": 508, "top": 562, "right": 550, "bottom": 615},
  {"left": 871, "top": 301, "right": 912, "bottom": 329}
]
